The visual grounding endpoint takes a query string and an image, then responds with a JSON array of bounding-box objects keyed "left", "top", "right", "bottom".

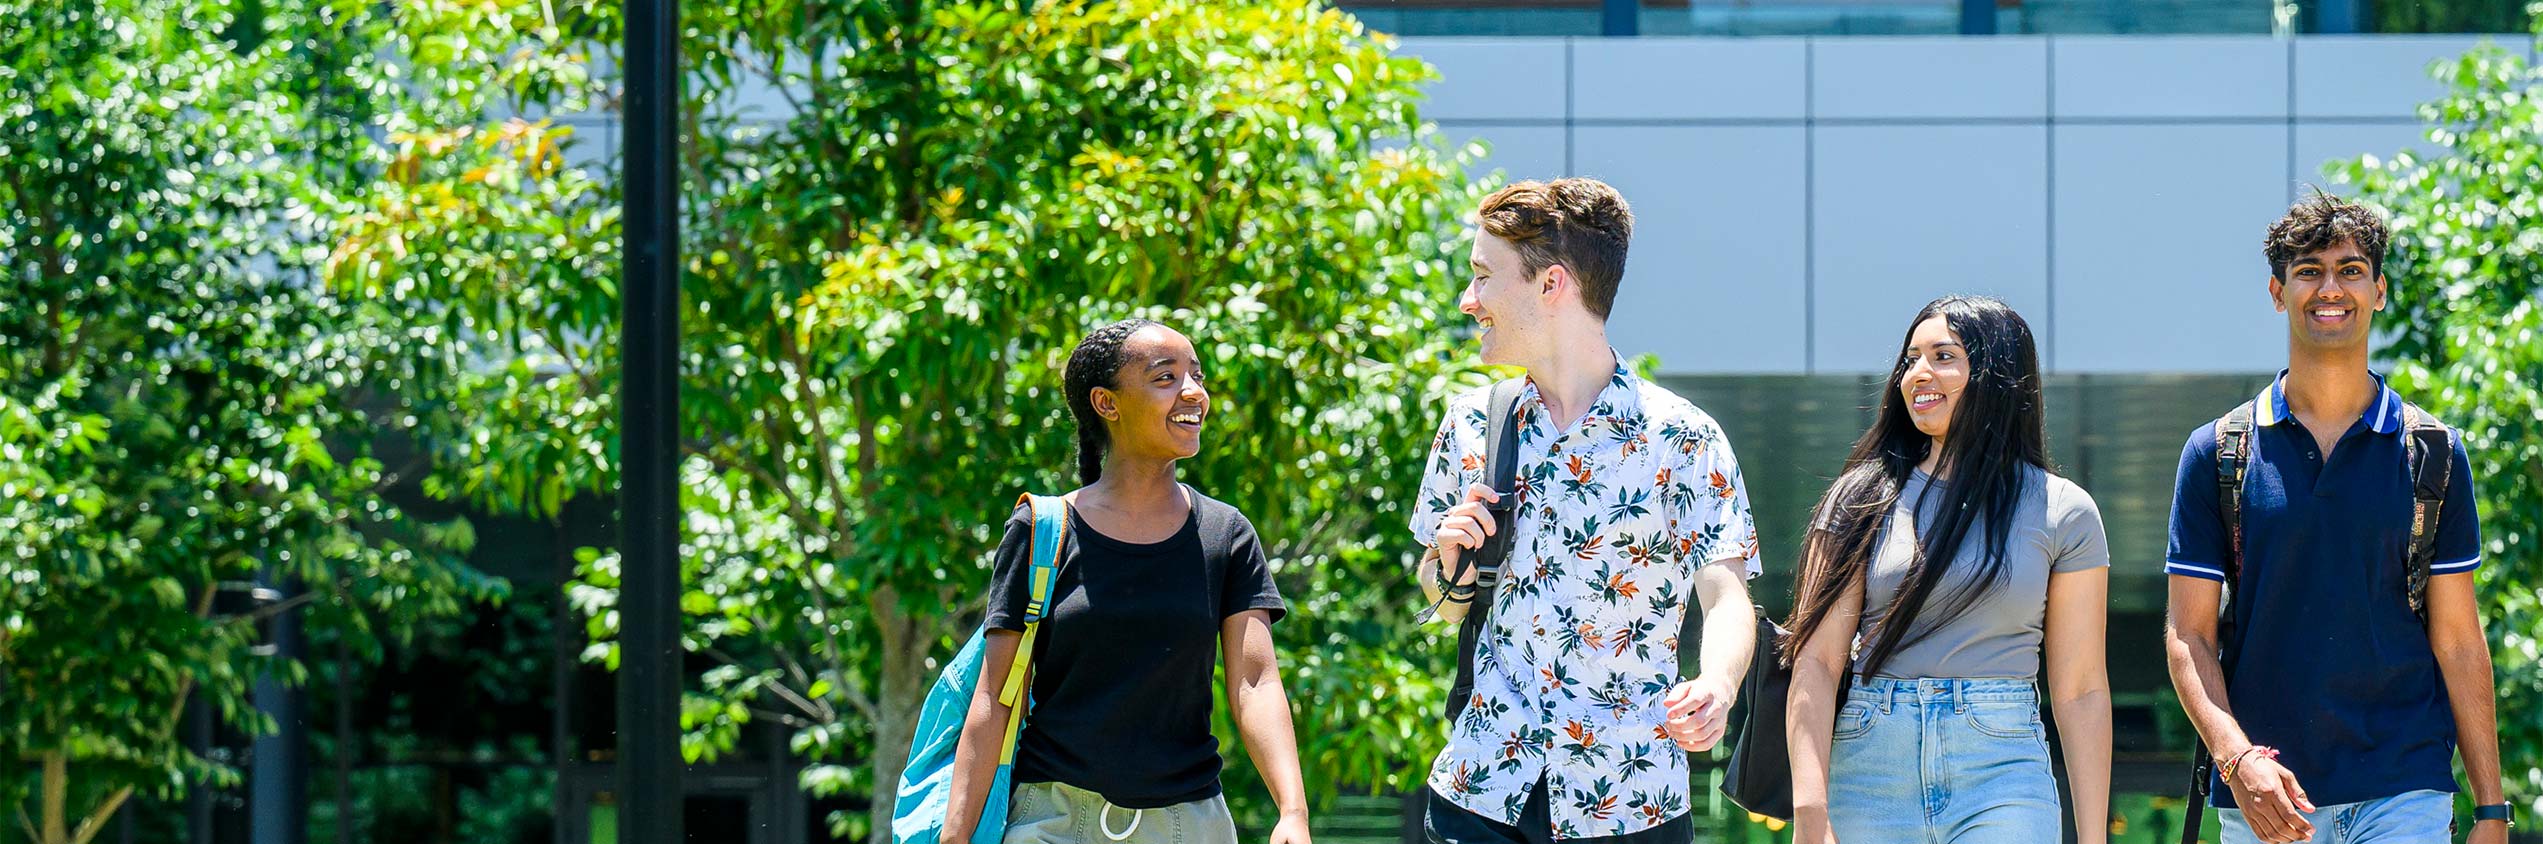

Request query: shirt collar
[
  {"left": 2255, "top": 369, "right": 2404, "bottom": 434},
  {"left": 1523, "top": 349, "right": 1643, "bottom": 427}
]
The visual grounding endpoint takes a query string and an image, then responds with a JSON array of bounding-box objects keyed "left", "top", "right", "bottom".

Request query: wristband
[
  {"left": 2218, "top": 745, "right": 2278, "bottom": 782},
  {"left": 2472, "top": 803, "right": 2512, "bottom": 829}
]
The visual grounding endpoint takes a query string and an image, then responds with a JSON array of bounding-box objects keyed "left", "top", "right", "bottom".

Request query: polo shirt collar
[{"left": 2255, "top": 369, "right": 2404, "bottom": 434}]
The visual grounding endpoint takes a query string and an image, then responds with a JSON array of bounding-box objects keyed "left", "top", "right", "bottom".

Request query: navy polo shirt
[{"left": 2165, "top": 371, "right": 2481, "bottom": 809}]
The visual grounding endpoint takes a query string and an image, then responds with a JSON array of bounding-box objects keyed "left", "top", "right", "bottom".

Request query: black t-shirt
[{"left": 984, "top": 488, "right": 1286, "bottom": 809}]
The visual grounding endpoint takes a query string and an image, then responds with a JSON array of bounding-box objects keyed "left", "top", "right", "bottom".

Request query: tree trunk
[
  {"left": 42, "top": 751, "right": 68, "bottom": 844},
  {"left": 865, "top": 599, "right": 934, "bottom": 844}
]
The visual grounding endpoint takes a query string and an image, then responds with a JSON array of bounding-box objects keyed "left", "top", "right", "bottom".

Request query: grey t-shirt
[{"left": 1852, "top": 465, "right": 2109, "bottom": 679}]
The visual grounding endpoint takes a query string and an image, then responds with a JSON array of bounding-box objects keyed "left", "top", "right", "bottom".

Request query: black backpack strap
[
  {"left": 2215, "top": 400, "right": 2255, "bottom": 586},
  {"left": 1446, "top": 378, "right": 1528, "bottom": 724},
  {"left": 2400, "top": 402, "right": 2453, "bottom": 625},
  {"left": 2183, "top": 400, "right": 2256, "bottom": 844},
  {"left": 1475, "top": 377, "right": 1527, "bottom": 585}
]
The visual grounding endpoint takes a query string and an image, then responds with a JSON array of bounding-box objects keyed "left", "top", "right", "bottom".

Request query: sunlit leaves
[{"left": 0, "top": 0, "right": 514, "bottom": 830}]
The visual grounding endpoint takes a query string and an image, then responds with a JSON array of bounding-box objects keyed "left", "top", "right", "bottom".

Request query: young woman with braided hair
[{"left": 940, "top": 319, "right": 1312, "bottom": 844}]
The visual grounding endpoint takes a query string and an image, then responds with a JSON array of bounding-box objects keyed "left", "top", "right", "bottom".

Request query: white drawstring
[{"left": 1098, "top": 803, "right": 1143, "bottom": 841}]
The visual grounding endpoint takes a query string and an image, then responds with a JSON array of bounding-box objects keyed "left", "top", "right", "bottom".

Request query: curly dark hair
[
  {"left": 1062, "top": 318, "right": 1164, "bottom": 485},
  {"left": 1476, "top": 178, "right": 1634, "bottom": 319},
  {"left": 2265, "top": 189, "right": 2390, "bottom": 280}
]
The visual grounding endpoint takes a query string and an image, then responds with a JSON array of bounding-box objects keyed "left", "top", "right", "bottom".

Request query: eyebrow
[{"left": 1911, "top": 341, "right": 1965, "bottom": 350}]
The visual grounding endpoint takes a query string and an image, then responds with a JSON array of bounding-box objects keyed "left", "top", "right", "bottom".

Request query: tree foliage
[
  {"left": 2372, "top": 0, "right": 2532, "bottom": 35},
  {"left": 331, "top": 0, "right": 1490, "bottom": 838},
  {"left": 0, "top": 1, "right": 504, "bottom": 840},
  {"left": 2332, "top": 3, "right": 2543, "bottom": 813}
]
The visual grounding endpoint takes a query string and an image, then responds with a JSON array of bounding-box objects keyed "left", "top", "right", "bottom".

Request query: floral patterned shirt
[{"left": 1410, "top": 360, "right": 1762, "bottom": 839}]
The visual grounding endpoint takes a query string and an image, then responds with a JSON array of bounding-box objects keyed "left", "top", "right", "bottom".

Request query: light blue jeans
[
  {"left": 2218, "top": 788, "right": 2453, "bottom": 844},
  {"left": 1828, "top": 677, "right": 2061, "bottom": 844}
]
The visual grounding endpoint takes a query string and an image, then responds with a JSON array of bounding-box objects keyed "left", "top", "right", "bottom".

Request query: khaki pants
[{"left": 1002, "top": 781, "right": 1238, "bottom": 844}]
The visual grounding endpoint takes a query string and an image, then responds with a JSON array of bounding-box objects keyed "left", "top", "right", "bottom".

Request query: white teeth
[
  {"left": 2315, "top": 308, "right": 2349, "bottom": 317},
  {"left": 1171, "top": 414, "right": 1202, "bottom": 424}
]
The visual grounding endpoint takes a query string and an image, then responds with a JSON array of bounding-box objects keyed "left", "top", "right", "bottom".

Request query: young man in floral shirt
[{"left": 1412, "top": 178, "right": 1763, "bottom": 844}]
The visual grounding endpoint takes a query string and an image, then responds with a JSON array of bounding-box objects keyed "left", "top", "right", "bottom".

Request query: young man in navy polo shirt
[{"left": 2162, "top": 192, "right": 2511, "bottom": 844}]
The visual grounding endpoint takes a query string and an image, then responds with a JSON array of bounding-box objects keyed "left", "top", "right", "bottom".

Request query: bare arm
[
  {"left": 940, "top": 630, "right": 1025, "bottom": 842},
  {"left": 1223, "top": 609, "right": 1312, "bottom": 843},
  {"left": 1660, "top": 556, "right": 1758, "bottom": 753},
  {"left": 2162, "top": 577, "right": 2248, "bottom": 768},
  {"left": 2043, "top": 568, "right": 2111, "bottom": 844},
  {"left": 1690, "top": 556, "right": 1758, "bottom": 688},
  {"left": 2427, "top": 573, "right": 2505, "bottom": 807},
  {"left": 1787, "top": 573, "right": 1862, "bottom": 844},
  {"left": 2164, "top": 576, "right": 2313, "bottom": 843}
]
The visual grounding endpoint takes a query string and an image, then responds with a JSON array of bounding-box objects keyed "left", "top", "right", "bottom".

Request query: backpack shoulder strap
[
  {"left": 2399, "top": 403, "right": 2453, "bottom": 624},
  {"left": 1483, "top": 378, "right": 1527, "bottom": 500},
  {"left": 998, "top": 494, "right": 1069, "bottom": 712},
  {"left": 1020, "top": 494, "right": 1068, "bottom": 617},
  {"left": 1441, "top": 378, "right": 1529, "bottom": 724},
  {"left": 1477, "top": 377, "right": 1527, "bottom": 582},
  {"left": 2213, "top": 401, "right": 2257, "bottom": 586}
]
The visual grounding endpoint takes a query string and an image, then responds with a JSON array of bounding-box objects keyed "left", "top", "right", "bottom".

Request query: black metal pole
[
  {"left": 187, "top": 697, "right": 214, "bottom": 844},
  {"left": 249, "top": 581, "right": 307, "bottom": 844},
  {"left": 334, "top": 634, "right": 353, "bottom": 844},
  {"left": 621, "top": 0, "right": 683, "bottom": 841}
]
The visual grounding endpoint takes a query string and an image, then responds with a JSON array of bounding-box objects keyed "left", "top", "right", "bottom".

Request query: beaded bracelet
[{"left": 2219, "top": 745, "right": 2280, "bottom": 781}]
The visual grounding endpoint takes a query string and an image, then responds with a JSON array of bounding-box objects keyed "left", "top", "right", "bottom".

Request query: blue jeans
[
  {"left": 2218, "top": 789, "right": 2453, "bottom": 844},
  {"left": 1827, "top": 677, "right": 2060, "bottom": 844}
]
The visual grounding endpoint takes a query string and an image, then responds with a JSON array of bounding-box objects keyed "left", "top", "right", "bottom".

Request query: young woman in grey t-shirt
[{"left": 1781, "top": 296, "right": 2113, "bottom": 844}]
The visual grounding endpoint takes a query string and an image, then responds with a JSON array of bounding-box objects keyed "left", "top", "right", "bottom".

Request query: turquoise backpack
[{"left": 893, "top": 494, "right": 1067, "bottom": 844}]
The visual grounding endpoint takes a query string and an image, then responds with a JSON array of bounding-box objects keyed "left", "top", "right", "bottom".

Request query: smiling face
[
  {"left": 1463, "top": 231, "right": 1553, "bottom": 367},
  {"left": 1898, "top": 316, "right": 1968, "bottom": 443},
  {"left": 2271, "top": 238, "right": 2386, "bottom": 353},
  {"left": 1089, "top": 325, "right": 1210, "bottom": 461}
]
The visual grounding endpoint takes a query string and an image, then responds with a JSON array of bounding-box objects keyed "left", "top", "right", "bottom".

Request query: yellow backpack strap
[{"left": 997, "top": 493, "right": 1067, "bottom": 763}]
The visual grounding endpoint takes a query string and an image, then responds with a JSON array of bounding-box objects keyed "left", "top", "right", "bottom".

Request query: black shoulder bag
[{"left": 1719, "top": 616, "right": 1819, "bottom": 820}]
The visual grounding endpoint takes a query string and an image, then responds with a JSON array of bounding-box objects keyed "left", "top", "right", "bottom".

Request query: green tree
[
  {"left": 2331, "top": 3, "right": 2543, "bottom": 813},
  {"left": 0, "top": 1, "right": 546, "bottom": 839},
  {"left": 2373, "top": 0, "right": 2531, "bottom": 35},
  {"left": 333, "top": 0, "right": 1490, "bottom": 838}
]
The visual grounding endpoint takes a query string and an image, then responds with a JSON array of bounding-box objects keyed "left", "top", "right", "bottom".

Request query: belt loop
[{"left": 1951, "top": 680, "right": 1967, "bottom": 714}]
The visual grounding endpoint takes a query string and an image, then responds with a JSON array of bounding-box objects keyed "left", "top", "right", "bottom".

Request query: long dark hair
[
  {"left": 1062, "top": 318, "right": 1162, "bottom": 485},
  {"left": 1780, "top": 296, "right": 2047, "bottom": 679}
]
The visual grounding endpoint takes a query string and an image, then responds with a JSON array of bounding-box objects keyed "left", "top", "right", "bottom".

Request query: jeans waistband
[{"left": 1848, "top": 676, "right": 2038, "bottom": 709}]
